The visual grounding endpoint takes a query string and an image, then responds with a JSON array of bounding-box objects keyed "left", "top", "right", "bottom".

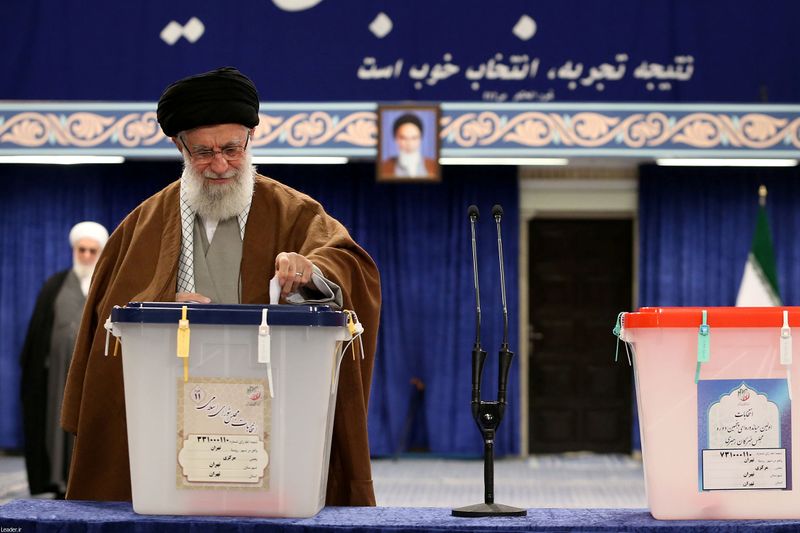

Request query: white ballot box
[
  {"left": 110, "top": 302, "right": 352, "bottom": 517},
  {"left": 622, "top": 307, "right": 800, "bottom": 519}
]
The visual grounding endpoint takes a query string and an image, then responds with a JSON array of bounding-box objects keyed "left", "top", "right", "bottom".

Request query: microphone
[
  {"left": 453, "top": 203, "right": 525, "bottom": 517},
  {"left": 492, "top": 205, "right": 509, "bottom": 349},
  {"left": 468, "top": 205, "right": 481, "bottom": 346},
  {"left": 492, "top": 204, "right": 514, "bottom": 407},
  {"left": 467, "top": 205, "right": 487, "bottom": 408}
]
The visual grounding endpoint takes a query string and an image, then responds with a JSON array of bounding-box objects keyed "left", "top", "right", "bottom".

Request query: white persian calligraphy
[{"left": 356, "top": 51, "right": 696, "bottom": 101}]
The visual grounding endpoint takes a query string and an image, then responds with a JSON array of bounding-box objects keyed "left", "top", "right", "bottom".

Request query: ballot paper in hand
[
  {"left": 269, "top": 270, "right": 342, "bottom": 307},
  {"left": 269, "top": 275, "right": 281, "bottom": 304}
]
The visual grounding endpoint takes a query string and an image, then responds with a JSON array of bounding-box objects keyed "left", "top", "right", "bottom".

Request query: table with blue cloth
[{"left": 2, "top": 500, "right": 800, "bottom": 532}]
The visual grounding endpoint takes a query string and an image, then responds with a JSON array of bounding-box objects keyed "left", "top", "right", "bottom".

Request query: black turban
[{"left": 157, "top": 67, "right": 260, "bottom": 137}]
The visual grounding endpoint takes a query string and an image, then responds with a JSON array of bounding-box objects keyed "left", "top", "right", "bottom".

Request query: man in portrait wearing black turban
[{"left": 61, "top": 67, "right": 381, "bottom": 507}]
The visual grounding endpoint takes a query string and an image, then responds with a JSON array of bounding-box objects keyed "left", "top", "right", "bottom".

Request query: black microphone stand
[{"left": 452, "top": 205, "right": 526, "bottom": 518}]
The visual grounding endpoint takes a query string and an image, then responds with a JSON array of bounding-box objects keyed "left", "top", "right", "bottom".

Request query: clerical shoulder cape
[{"left": 61, "top": 175, "right": 381, "bottom": 506}]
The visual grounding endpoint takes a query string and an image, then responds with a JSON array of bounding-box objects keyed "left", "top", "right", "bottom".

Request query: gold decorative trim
[
  {"left": 251, "top": 111, "right": 376, "bottom": 147},
  {"left": 0, "top": 110, "right": 377, "bottom": 149},
  {"left": 0, "top": 111, "right": 162, "bottom": 147},
  {"left": 1, "top": 108, "right": 798, "bottom": 152},
  {"left": 440, "top": 112, "right": 800, "bottom": 149}
]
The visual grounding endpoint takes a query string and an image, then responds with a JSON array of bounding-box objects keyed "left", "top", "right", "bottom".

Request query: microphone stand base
[{"left": 451, "top": 502, "right": 527, "bottom": 517}]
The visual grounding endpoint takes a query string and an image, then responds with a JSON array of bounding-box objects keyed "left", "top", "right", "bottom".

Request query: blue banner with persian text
[{"left": 1, "top": 0, "right": 799, "bottom": 103}]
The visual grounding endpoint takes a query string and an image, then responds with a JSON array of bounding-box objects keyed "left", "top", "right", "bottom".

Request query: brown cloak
[{"left": 61, "top": 175, "right": 381, "bottom": 506}]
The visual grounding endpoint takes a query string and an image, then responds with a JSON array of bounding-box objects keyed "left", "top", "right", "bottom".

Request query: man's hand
[
  {"left": 176, "top": 292, "right": 211, "bottom": 303},
  {"left": 275, "top": 252, "right": 313, "bottom": 297}
]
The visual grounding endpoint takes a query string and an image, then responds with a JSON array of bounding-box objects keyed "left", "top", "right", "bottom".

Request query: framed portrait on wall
[{"left": 377, "top": 104, "right": 441, "bottom": 182}]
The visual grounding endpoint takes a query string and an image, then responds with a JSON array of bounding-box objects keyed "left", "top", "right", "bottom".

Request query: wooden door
[{"left": 528, "top": 219, "right": 633, "bottom": 453}]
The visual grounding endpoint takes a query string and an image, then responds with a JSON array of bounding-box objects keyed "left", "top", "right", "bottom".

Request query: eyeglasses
[
  {"left": 180, "top": 132, "right": 250, "bottom": 164},
  {"left": 77, "top": 247, "right": 99, "bottom": 255}
]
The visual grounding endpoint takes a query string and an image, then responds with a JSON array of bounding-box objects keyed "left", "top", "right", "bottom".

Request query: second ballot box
[{"left": 621, "top": 307, "right": 800, "bottom": 519}]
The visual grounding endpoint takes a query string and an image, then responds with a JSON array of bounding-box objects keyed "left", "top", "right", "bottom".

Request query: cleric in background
[
  {"left": 20, "top": 221, "right": 108, "bottom": 498},
  {"left": 61, "top": 67, "right": 381, "bottom": 506},
  {"left": 380, "top": 113, "right": 437, "bottom": 178}
]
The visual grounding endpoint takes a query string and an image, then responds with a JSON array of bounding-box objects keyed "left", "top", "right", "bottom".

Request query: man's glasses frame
[{"left": 179, "top": 132, "right": 250, "bottom": 164}]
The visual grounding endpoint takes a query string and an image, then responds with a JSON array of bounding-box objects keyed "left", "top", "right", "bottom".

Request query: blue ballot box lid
[{"left": 111, "top": 302, "right": 347, "bottom": 327}]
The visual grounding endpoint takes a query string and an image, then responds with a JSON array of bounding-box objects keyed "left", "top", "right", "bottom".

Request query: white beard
[
  {"left": 181, "top": 150, "right": 256, "bottom": 221},
  {"left": 72, "top": 261, "right": 95, "bottom": 280},
  {"left": 73, "top": 258, "right": 97, "bottom": 296},
  {"left": 397, "top": 150, "right": 422, "bottom": 175}
]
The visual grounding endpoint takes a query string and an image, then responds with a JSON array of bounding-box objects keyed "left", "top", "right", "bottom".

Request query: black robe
[{"left": 19, "top": 269, "right": 70, "bottom": 495}]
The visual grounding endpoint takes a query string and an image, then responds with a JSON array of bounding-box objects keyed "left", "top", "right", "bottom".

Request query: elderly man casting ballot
[{"left": 61, "top": 67, "right": 381, "bottom": 507}]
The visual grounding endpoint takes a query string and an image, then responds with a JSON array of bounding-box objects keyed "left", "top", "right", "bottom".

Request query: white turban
[{"left": 69, "top": 221, "right": 109, "bottom": 249}]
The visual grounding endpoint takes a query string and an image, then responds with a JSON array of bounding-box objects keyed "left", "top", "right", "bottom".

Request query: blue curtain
[
  {"left": 639, "top": 164, "right": 800, "bottom": 307},
  {"left": 0, "top": 163, "right": 175, "bottom": 449},
  {"left": 634, "top": 164, "right": 800, "bottom": 450},
  {"left": 273, "top": 164, "right": 520, "bottom": 457},
  {"left": 0, "top": 162, "right": 520, "bottom": 457}
]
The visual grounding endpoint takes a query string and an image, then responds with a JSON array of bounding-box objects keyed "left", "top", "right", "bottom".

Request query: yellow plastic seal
[{"left": 177, "top": 305, "right": 190, "bottom": 382}]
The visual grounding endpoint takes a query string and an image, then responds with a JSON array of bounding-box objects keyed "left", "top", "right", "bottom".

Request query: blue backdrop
[
  {"left": 2, "top": 1, "right": 799, "bottom": 103},
  {"left": 0, "top": 162, "right": 520, "bottom": 456},
  {"left": 638, "top": 165, "right": 800, "bottom": 308}
]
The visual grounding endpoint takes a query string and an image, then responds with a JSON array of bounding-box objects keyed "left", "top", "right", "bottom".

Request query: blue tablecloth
[{"left": 2, "top": 500, "right": 800, "bottom": 532}]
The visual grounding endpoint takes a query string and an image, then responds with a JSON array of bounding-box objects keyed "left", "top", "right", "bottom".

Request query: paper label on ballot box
[
  {"left": 176, "top": 378, "right": 271, "bottom": 489},
  {"left": 702, "top": 448, "right": 786, "bottom": 490},
  {"left": 698, "top": 379, "right": 792, "bottom": 491}
]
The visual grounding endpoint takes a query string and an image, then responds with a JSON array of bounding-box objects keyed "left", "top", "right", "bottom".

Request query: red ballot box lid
[{"left": 624, "top": 307, "right": 800, "bottom": 328}]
